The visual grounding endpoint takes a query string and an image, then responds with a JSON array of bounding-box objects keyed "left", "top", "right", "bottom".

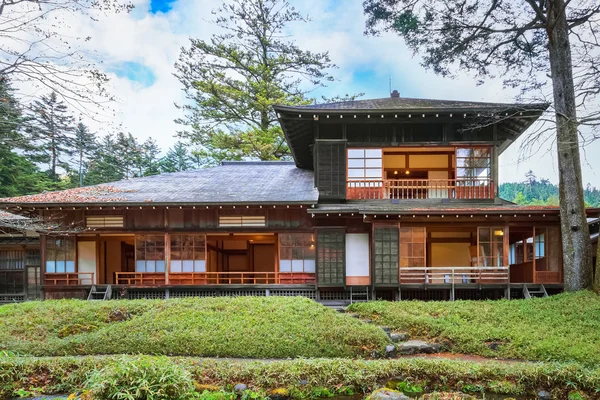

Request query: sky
[{"left": 54, "top": 0, "right": 600, "bottom": 185}]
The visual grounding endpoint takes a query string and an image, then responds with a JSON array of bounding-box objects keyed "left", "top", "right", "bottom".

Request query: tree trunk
[
  {"left": 547, "top": 0, "right": 592, "bottom": 290},
  {"left": 595, "top": 238, "right": 600, "bottom": 292}
]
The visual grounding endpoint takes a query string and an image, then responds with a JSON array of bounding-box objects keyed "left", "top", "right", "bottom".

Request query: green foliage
[
  {"left": 386, "top": 379, "right": 424, "bottom": 394},
  {"left": 86, "top": 356, "right": 194, "bottom": 400},
  {"left": 159, "top": 141, "right": 194, "bottom": 173},
  {"left": 25, "top": 91, "right": 76, "bottom": 181},
  {"left": 348, "top": 291, "right": 600, "bottom": 366},
  {"left": 1, "top": 355, "right": 600, "bottom": 399},
  {"left": 174, "top": 0, "right": 336, "bottom": 164},
  {"left": 0, "top": 297, "right": 388, "bottom": 358},
  {"left": 498, "top": 171, "right": 600, "bottom": 207}
]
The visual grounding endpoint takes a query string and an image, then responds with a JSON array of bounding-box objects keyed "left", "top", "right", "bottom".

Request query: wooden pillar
[
  {"left": 165, "top": 232, "right": 170, "bottom": 285},
  {"left": 491, "top": 144, "right": 499, "bottom": 198}
]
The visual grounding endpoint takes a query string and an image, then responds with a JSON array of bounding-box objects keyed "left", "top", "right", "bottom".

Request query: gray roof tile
[{"left": 0, "top": 162, "right": 318, "bottom": 205}]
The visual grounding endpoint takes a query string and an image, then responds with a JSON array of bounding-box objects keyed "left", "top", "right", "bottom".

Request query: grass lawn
[
  {"left": 348, "top": 291, "right": 600, "bottom": 366},
  {"left": 0, "top": 296, "right": 389, "bottom": 358}
]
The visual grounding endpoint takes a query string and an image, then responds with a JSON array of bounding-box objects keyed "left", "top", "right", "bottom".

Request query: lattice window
[
  {"left": 316, "top": 229, "right": 345, "bottom": 286},
  {"left": 399, "top": 227, "right": 426, "bottom": 268},
  {"left": 0, "top": 250, "right": 24, "bottom": 270},
  {"left": 347, "top": 148, "right": 383, "bottom": 181},
  {"left": 46, "top": 236, "right": 75, "bottom": 273},
  {"left": 86, "top": 215, "right": 124, "bottom": 228},
  {"left": 170, "top": 234, "right": 206, "bottom": 273},
  {"left": 477, "top": 227, "right": 505, "bottom": 267},
  {"left": 456, "top": 147, "right": 491, "bottom": 180},
  {"left": 218, "top": 216, "right": 266, "bottom": 227},
  {"left": 373, "top": 226, "right": 399, "bottom": 284},
  {"left": 279, "top": 233, "right": 315, "bottom": 273},
  {"left": 135, "top": 235, "right": 165, "bottom": 273}
]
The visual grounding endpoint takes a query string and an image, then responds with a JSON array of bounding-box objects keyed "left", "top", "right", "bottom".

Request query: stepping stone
[
  {"left": 381, "top": 326, "right": 392, "bottom": 334},
  {"left": 397, "top": 340, "right": 441, "bottom": 355},
  {"left": 390, "top": 333, "right": 409, "bottom": 343},
  {"left": 385, "top": 344, "right": 396, "bottom": 358},
  {"left": 370, "top": 388, "right": 410, "bottom": 400}
]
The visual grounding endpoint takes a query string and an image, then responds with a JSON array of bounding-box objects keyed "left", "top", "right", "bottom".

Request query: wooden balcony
[
  {"left": 115, "top": 272, "right": 166, "bottom": 286},
  {"left": 169, "top": 272, "right": 316, "bottom": 285},
  {"left": 347, "top": 179, "right": 495, "bottom": 200},
  {"left": 398, "top": 266, "right": 510, "bottom": 285},
  {"left": 44, "top": 272, "right": 94, "bottom": 286}
]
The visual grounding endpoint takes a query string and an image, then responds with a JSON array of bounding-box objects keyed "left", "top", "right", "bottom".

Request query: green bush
[
  {"left": 348, "top": 291, "right": 600, "bottom": 366},
  {"left": 0, "top": 297, "right": 388, "bottom": 358},
  {"left": 85, "top": 356, "right": 194, "bottom": 400},
  {"left": 1, "top": 355, "right": 600, "bottom": 399}
]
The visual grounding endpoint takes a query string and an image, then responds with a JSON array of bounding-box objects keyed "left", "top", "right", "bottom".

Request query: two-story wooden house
[{"left": 1, "top": 92, "right": 595, "bottom": 302}]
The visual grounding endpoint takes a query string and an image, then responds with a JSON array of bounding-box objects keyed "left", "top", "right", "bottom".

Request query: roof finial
[{"left": 391, "top": 89, "right": 400, "bottom": 98}]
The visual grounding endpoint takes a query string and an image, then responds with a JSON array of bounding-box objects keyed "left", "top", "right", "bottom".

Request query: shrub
[
  {"left": 85, "top": 356, "right": 194, "bottom": 400},
  {"left": 348, "top": 291, "right": 600, "bottom": 366},
  {"left": 0, "top": 297, "right": 388, "bottom": 358}
]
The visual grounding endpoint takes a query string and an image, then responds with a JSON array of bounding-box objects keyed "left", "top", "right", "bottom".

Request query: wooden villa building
[{"left": 2, "top": 92, "right": 598, "bottom": 303}]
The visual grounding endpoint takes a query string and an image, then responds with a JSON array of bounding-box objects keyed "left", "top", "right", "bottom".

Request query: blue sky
[
  {"left": 149, "top": 0, "right": 177, "bottom": 14},
  {"left": 74, "top": 0, "right": 599, "bottom": 185}
]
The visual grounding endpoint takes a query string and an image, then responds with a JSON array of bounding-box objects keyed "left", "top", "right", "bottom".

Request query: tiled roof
[
  {"left": 309, "top": 200, "right": 562, "bottom": 214},
  {"left": 0, "top": 162, "right": 319, "bottom": 206},
  {"left": 275, "top": 97, "right": 549, "bottom": 112}
]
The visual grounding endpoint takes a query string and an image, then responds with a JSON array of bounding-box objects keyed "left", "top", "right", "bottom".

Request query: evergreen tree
[
  {"left": 160, "top": 141, "right": 193, "bottom": 173},
  {"left": 174, "top": 0, "right": 336, "bottom": 164},
  {"left": 85, "top": 134, "right": 124, "bottom": 185},
  {"left": 26, "top": 91, "right": 75, "bottom": 180},
  {"left": 0, "top": 77, "right": 54, "bottom": 196},
  {"left": 72, "top": 122, "right": 97, "bottom": 187},
  {"left": 137, "top": 138, "right": 161, "bottom": 177}
]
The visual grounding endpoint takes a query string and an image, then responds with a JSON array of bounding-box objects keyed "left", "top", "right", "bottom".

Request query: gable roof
[
  {"left": 0, "top": 162, "right": 318, "bottom": 206},
  {"left": 274, "top": 96, "right": 548, "bottom": 169}
]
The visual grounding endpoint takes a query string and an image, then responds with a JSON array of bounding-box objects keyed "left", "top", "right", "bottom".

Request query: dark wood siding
[
  {"left": 127, "top": 210, "right": 164, "bottom": 229},
  {"left": 315, "top": 140, "right": 346, "bottom": 199},
  {"left": 267, "top": 208, "right": 311, "bottom": 229},
  {"left": 168, "top": 209, "right": 217, "bottom": 229},
  {"left": 316, "top": 229, "right": 345, "bottom": 287},
  {"left": 373, "top": 225, "right": 399, "bottom": 285}
]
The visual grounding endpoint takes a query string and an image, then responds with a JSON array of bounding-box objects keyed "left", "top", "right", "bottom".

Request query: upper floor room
[{"left": 274, "top": 91, "right": 548, "bottom": 201}]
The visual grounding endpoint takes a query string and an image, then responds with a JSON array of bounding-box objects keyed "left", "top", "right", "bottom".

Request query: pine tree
[
  {"left": 85, "top": 134, "right": 124, "bottom": 185},
  {"left": 174, "top": 0, "right": 336, "bottom": 164},
  {"left": 72, "top": 122, "right": 97, "bottom": 187},
  {"left": 26, "top": 91, "right": 75, "bottom": 180},
  {"left": 160, "top": 141, "right": 193, "bottom": 173},
  {"left": 0, "top": 77, "right": 54, "bottom": 196},
  {"left": 137, "top": 138, "right": 161, "bottom": 177}
]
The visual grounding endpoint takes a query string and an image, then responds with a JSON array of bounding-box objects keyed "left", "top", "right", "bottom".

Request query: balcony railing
[
  {"left": 399, "top": 266, "right": 510, "bottom": 284},
  {"left": 115, "top": 272, "right": 166, "bottom": 286},
  {"left": 347, "top": 179, "right": 495, "bottom": 200},
  {"left": 168, "top": 272, "right": 316, "bottom": 285},
  {"left": 44, "top": 272, "right": 94, "bottom": 286}
]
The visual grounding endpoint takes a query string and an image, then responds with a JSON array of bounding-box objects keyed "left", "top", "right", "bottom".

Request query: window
[
  {"left": 535, "top": 232, "right": 545, "bottom": 258},
  {"left": 86, "top": 215, "right": 124, "bottom": 228},
  {"left": 456, "top": 148, "right": 491, "bottom": 180},
  {"left": 373, "top": 226, "right": 399, "bottom": 284},
  {"left": 170, "top": 234, "right": 206, "bottom": 273},
  {"left": 347, "top": 148, "right": 383, "bottom": 181},
  {"left": 135, "top": 235, "right": 165, "bottom": 273},
  {"left": 399, "top": 227, "right": 426, "bottom": 268},
  {"left": 279, "top": 233, "right": 315, "bottom": 273},
  {"left": 0, "top": 250, "right": 24, "bottom": 270},
  {"left": 316, "top": 229, "right": 345, "bottom": 285},
  {"left": 478, "top": 227, "right": 505, "bottom": 267},
  {"left": 218, "top": 215, "right": 266, "bottom": 227},
  {"left": 46, "top": 237, "right": 75, "bottom": 273}
]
